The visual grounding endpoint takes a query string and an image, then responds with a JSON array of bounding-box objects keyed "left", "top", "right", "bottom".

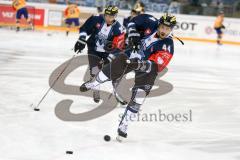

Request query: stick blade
[{"left": 29, "top": 103, "right": 40, "bottom": 111}]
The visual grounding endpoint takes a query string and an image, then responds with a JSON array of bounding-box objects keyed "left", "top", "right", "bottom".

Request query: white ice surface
[{"left": 0, "top": 29, "right": 240, "bottom": 160}]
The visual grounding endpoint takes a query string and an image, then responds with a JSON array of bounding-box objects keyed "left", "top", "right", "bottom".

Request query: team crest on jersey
[
  {"left": 145, "top": 28, "right": 151, "bottom": 35},
  {"left": 96, "top": 23, "right": 101, "bottom": 29}
]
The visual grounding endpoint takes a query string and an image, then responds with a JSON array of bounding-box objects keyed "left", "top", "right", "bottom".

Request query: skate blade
[{"left": 29, "top": 103, "right": 40, "bottom": 111}]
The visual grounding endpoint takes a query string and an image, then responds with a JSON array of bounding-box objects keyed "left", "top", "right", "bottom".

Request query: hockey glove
[
  {"left": 128, "top": 30, "right": 141, "bottom": 52},
  {"left": 74, "top": 36, "right": 86, "bottom": 54},
  {"left": 127, "top": 58, "right": 152, "bottom": 73}
]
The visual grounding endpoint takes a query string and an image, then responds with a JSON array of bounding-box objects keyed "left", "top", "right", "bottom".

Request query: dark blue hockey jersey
[
  {"left": 123, "top": 16, "right": 132, "bottom": 29},
  {"left": 79, "top": 14, "right": 124, "bottom": 53},
  {"left": 127, "top": 14, "right": 174, "bottom": 60}
]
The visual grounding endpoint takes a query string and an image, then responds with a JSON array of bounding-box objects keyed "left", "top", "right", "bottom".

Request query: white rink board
[
  {"left": 172, "top": 14, "right": 240, "bottom": 43},
  {"left": 1, "top": 0, "right": 240, "bottom": 43}
]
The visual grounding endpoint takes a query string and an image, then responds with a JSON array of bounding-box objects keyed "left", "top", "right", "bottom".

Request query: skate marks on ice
[
  {"left": 0, "top": 48, "right": 24, "bottom": 65},
  {"left": 49, "top": 55, "right": 173, "bottom": 121}
]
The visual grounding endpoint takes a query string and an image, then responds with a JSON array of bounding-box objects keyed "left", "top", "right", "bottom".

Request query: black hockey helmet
[
  {"left": 104, "top": 5, "right": 118, "bottom": 16},
  {"left": 159, "top": 13, "right": 177, "bottom": 28}
]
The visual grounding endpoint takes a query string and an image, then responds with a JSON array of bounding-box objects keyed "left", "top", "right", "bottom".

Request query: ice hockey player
[
  {"left": 64, "top": 2, "right": 80, "bottom": 36},
  {"left": 79, "top": 13, "right": 177, "bottom": 142},
  {"left": 214, "top": 11, "right": 225, "bottom": 45},
  {"left": 74, "top": 5, "right": 127, "bottom": 104},
  {"left": 12, "top": 0, "right": 33, "bottom": 32},
  {"left": 123, "top": 5, "right": 144, "bottom": 28}
]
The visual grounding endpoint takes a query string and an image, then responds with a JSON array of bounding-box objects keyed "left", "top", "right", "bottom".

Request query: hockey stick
[
  {"left": 30, "top": 54, "right": 76, "bottom": 111},
  {"left": 172, "top": 34, "right": 184, "bottom": 45}
]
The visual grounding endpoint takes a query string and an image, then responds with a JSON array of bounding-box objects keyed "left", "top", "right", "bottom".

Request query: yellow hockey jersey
[
  {"left": 64, "top": 4, "right": 80, "bottom": 19},
  {"left": 214, "top": 16, "right": 224, "bottom": 28},
  {"left": 12, "top": 0, "right": 26, "bottom": 11}
]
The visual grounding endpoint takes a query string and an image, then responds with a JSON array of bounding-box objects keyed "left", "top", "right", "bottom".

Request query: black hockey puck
[
  {"left": 66, "top": 151, "right": 73, "bottom": 154},
  {"left": 104, "top": 135, "right": 111, "bottom": 142},
  {"left": 34, "top": 108, "right": 40, "bottom": 111}
]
